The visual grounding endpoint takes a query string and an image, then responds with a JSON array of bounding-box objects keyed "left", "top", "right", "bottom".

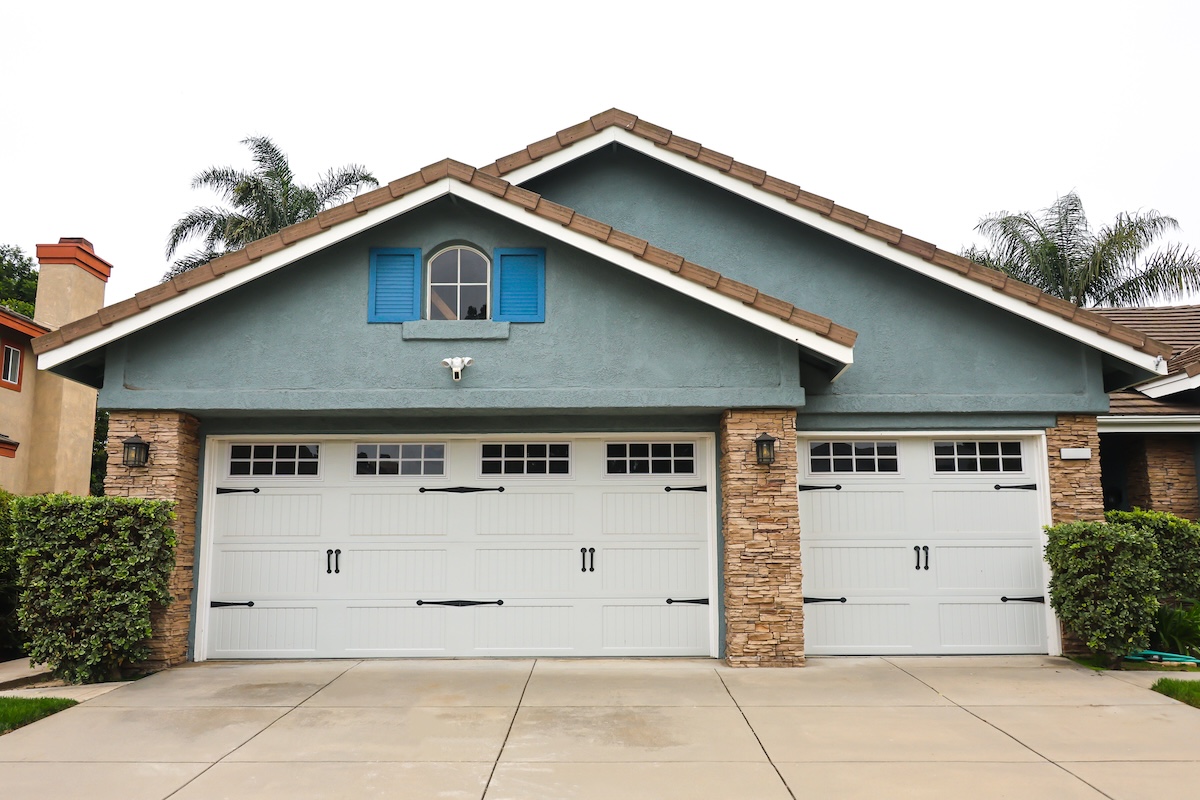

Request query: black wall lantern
[
  {"left": 754, "top": 433, "right": 777, "bottom": 465},
  {"left": 122, "top": 435, "right": 150, "bottom": 467}
]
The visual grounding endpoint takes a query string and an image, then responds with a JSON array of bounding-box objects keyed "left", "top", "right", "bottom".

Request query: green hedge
[
  {"left": 1107, "top": 509, "right": 1200, "bottom": 601},
  {"left": 0, "top": 489, "right": 21, "bottom": 659},
  {"left": 1045, "top": 520, "right": 1160, "bottom": 662},
  {"left": 11, "top": 494, "right": 177, "bottom": 683}
]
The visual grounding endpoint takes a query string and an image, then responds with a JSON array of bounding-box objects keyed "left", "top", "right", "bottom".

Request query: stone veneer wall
[
  {"left": 1126, "top": 436, "right": 1200, "bottom": 521},
  {"left": 1046, "top": 414, "right": 1104, "bottom": 524},
  {"left": 105, "top": 411, "right": 201, "bottom": 670},
  {"left": 720, "top": 409, "right": 804, "bottom": 667}
]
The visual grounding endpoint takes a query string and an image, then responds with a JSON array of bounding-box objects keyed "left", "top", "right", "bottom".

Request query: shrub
[
  {"left": 0, "top": 488, "right": 21, "bottom": 659},
  {"left": 11, "top": 494, "right": 176, "bottom": 683},
  {"left": 1044, "top": 520, "right": 1160, "bottom": 662},
  {"left": 1150, "top": 602, "right": 1200, "bottom": 658},
  {"left": 1106, "top": 509, "right": 1200, "bottom": 601}
]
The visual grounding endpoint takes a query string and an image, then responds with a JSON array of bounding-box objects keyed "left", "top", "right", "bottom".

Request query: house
[
  {"left": 1095, "top": 305, "right": 1200, "bottom": 521},
  {"left": 0, "top": 238, "right": 109, "bottom": 495},
  {"left": 33, "top": 110, "right": 1170, "bottom": 668}
]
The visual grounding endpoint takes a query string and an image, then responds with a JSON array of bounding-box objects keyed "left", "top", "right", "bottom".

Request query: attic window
[{"left": 428, "top": 246, "right": 489, "bottom": 320}]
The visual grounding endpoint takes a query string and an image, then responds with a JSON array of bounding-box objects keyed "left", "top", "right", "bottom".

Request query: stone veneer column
[
  {"left": 720, "top": 409, "right": 804, "bottom": 667},
  {"left": 1046, "top": 414, "right": 1104, "bottom": 523},
  {"left": 105, "top": 411, "right": 201, "bottom": 669},
  {"left": 1126, "top": 436, "right": 1200, "bottom": 521}
]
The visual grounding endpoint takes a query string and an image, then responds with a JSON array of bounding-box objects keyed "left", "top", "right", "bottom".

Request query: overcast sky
[{"left": 3, "top": 1, "right": 1197, "bottom": 305}]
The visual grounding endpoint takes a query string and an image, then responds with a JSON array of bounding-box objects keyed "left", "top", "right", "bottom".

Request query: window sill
[{"left": 401, "top": 321, "right": 511, "bottom": 340}]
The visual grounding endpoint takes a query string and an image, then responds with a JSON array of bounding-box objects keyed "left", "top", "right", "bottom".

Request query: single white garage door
[
  {"left": 798, "top": 435, "right": 1051, "bottom": 655},
  {"left": 200, "top": 436, "right": 715, "bottom": 659}
]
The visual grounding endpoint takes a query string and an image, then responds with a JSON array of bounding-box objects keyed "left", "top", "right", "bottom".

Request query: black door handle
[
  {"left": 419, "top": 486, "right": 505, "bottom": 493},
  {"left": 581, "top": 547, "right": 587, "bottom": 572},
  {"left": 803, "top": 596, "right": 847, "bottom": 604},
  {"left": 923, "top": 545, "right": 929, "bottom": 570},
  {"left": 416, "top": 599, "right": 504, "bottom": 607},
  {"left": 216, "top": 487, "right": 260, "bottom": 494},
  {"left": 664, "top": 485, "right": 707, "bottom": 492},
  {"left": 994, "top": 483, "right": 1037, "bottom": 491},
  {"left": 798, "top": 484, "right": 842, "bottom": 492},
  {"left": 914, "top": 545, "right": 921, "bottom": 570},
  {"left": 666, "top": 598, "right": 709, "bottom": 605},
  {"left": 1001, "top": 595, "right": 1046, "bottom": 603},
  {"left": 210, "top": 600, "right": 255, "bottom": 608},
  {"left": 334, "top": 549, "right": 341, "bottom": 574},
  {"left": 588, "top": 547, "right": 595, "bottom": 572},
  {"left": 326, "top": 549, "right": 333, "bottom": 574}
]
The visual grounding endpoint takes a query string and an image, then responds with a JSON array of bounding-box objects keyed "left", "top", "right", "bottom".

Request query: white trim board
[
  {"left": 38, "top": 177, "right": 853, "bottom": 373},
  {"left": 1137, "top": 370, "right": 1200, "bottom": 398},
  {"left": 500, "top": 128, "right": 1165, "bottom": 378},
  {"left": 1098, "top": 415, "right": 1200, "bottom": 433}
]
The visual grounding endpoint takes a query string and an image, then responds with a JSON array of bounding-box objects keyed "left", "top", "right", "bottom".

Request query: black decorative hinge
[
  {"left": 797, "top": 484, "right": 842, "bottom": 492},
  {"left": 216, "top": 487, "right": 260, "bottom": 495},
  {"left": 994, "top": 483, "right": 1037, "bottom": 491},
  {"left": 419, "top": 486, "right": 505, "bottom": 493},
  {"left": 664, "top": 485, "right": 707, "bottom": 493},
  {"left": 665, "top": 598, "right": 709, "bottom": 605},
  {"left": 1001, "top": 595, "right": 1046, "bottom": 603},
  {"left": 210, "top": 600, "right": 255, "bottom": 608},
  {"left": 416, "top": 599, "right": 504, "bottom": 607},
  {"left": 803, "top": 596, "right": 848, "bottom": 604}
]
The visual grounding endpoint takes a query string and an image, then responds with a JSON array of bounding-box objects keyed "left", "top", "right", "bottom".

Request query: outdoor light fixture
[
  {"left": 122, "top": 435, "right": 150, "bottom": 467},
  {"left": 755, "top": 433, "right": 777, "bottom": 465}
]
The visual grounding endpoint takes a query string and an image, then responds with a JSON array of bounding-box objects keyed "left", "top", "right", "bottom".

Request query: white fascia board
[
  {"left": 38, "top": 179, "right": 456, "bottom": 371},
  {"left": 38, "top": 175, "right": 852, "bottom": 371},
  {"left": 1138, "top": 370, "right": 1200, "bottom": 398},
  {"left": 1098, "top": 415, "right": 1200, "bottom": 433},
  {"left": 457, "top": 184, "right": 854, "bottom": 368},
  {"left": 503, "top": 129, "right": 1165, "bottom": 377}
]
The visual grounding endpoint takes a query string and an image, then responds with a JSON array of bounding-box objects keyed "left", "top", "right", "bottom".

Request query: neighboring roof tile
[
  {"left": 1095, "top": 305, "right": 1200, "bottom": 357},
  {"left": 33, "top": 157, "right": 856, "bottom": 358},
  {"left": 1107, "top": 389, "right": 1200, "bottom": 416},
  {"left": 478, "top": 110, "right": 1172, "bottom": 361}
]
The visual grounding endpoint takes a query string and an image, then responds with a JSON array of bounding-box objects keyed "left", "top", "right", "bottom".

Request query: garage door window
[
  {"left": 355, "top": 443, "right": 445, "bottom": 476},
  {"left": 229, "top": 444, "right": 320, "bottom": 477},
  {"left": 933, "top": 440, "right": 1022, "bottom": 473},
  {"left": 605, "top": 442, "right": 695, "bottom": 475},
  {"left": 809, "top": 441, "right": 898, "bottom": 473},
  {"left": 481, "top": 443, "right": 570, "bottom": 475}
]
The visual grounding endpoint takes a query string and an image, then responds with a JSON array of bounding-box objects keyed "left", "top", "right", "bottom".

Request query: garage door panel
[
  {"left": 476, "top": 493, "right": 575, "bottom": 536},
  {"left": 600, "top": 547, "right": 706, "bottom": 594},
  {"left": 802, "top": 543, "right": 916, "bottom": 593},
  {"left": 804, "top": 601, "right": 916, "bottom": 653},
  {"left": 932, "top": 544, "right": 1043, "bottom": 592},
  {"left": 216, "top": 549, "right": 321, "bottom": 596},
  {"left": 348, "top": 493, "right": 449, "bottom": 537},
  {"left": 602, "top": 492, "right": 706, "bottom": 536},
  {"left": 473, "top": 605, "right": 575, "bottom": 651},
  {"left": 800, "top": 491, "right": 906, "bottom": 537},
  {"left": 216, "top": 493, "right": 322, "bottom": 538},
  {"left": 938, "top": 600, "right": 1047, "bottom": 651},
  {"left": 340, "top": 548, "right": 448, "bottom": 595},
  {"left": 346, "top": 605, "right": 447, "bottom": 652},
  {"left": 601, "top": 603, "right": 708, "bottom": 651},
  {"left": 209, "top": 605, "right": 318, "bottom": 656},
  {"left": 473, "top": 547, "right": 577, "bottom": 594},
  {"left": 931, "top": 490, "right": 1040, "bottom": 535}
]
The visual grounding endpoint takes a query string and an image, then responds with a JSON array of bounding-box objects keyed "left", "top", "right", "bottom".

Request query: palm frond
[
  {"left": 313, "top": 165, "right": 378, "bottom": 208},
  {"left": 163, "top": 249, "right": 222, "bottom": 280}
]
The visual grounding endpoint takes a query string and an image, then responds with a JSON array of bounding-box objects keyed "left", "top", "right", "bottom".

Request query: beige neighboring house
[{"left": 0, "top": 238, "right": 110, "bottom": 495}]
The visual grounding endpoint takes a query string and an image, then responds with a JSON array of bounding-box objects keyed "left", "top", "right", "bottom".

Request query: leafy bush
[
  {"left": 1045, "top": 520, "right": 1160, "bottom": 662},
  {"left": 0, "top": 488, "right": 21, "bottom": 659},
  {"left": 1150, "top": 602, "right": 1200, "bottom": 658},
  {"left": 11, "top": 494, "right": 176, "bottom": 683},
  {"left": 1107, "top": 509, "right": 1200, "bottom": 601}
]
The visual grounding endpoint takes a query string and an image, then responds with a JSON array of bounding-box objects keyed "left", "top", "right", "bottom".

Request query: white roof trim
[
  {"left": 38, "top": 177, "right": 853, "bottom": 372},
  {"left": 1138, "top": 369, "right": 1200, "bottom": 398},
  {"left": 1098, "top": 414, "right": 1200, "bottom": 433},
  {"left": 500, "top": 128, "right": 1166, "bottom": 378}
]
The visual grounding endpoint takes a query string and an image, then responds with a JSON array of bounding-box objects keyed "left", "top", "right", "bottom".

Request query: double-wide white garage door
[
  {"left": 200, "top": 436, "right": 717, "bottom": 659},
  {"left": 798, "top": 435, "right": 1053, "bottom": 655}
]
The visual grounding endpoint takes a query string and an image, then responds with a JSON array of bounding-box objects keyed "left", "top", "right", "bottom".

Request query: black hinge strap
[
  {"left": 797, "top": 484, "right": 842, "bottom": 492},
  {"left": 210, "top": 600, "right": 255, "bottom": 608},
  {"left": 803, "top": 596, "right": 848, "bottom": 604},
  {"left": 416, "top": 599, "right": 504, "bottom": 607},
  {"left": 419, "top": 486, "right": 505, "bottom": 493},
  {"left": 664, "top": 485, "right": 707, "bottom": 492},
  {"left": 216, "top": 487, "right": 260, "bottom": 494},
  {"left": 994, "top": 483, "right": 1037, "bottom": 491},
  {"left": 666, "top": 598, "right": 709, "bottom": 605},
  {"left": 1001, "top": 595, "right": 1046, "bottom": 603}
]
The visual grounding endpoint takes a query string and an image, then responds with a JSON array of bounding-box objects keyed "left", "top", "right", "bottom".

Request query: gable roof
[
  {"left": 34, "top": 159, "right": 857, "bottom": 376},
  {"left": 1096, "top": 305, "right": 1200, "bottom": 399},
  {"left": 478, "top": 109, "right": 1172, "bottom": 373},
  {"left": 1, "top": 306, "right": 49, "bottom": 339}
]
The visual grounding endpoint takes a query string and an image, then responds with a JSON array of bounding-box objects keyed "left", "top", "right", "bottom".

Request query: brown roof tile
[
  {"left": 678, "top": 261, "right": 721, "bottom": 289},
  {"left": 1108, "top": 389, "right": 1200, "bottom": 416},
  {"left": 172, "top": 262, "right": 217, "bottom": 292},
  {"left": 97, "top": 297, "right": 141, "bottom": 326},
  {"left": 567, "top": 214, "right": 612, "bottom": 242},
  {"left": 727, "top": 161, "right": 767, "bottom": 186},
  {"left": 829, "top": 205, "right": 869, "bottom": 231},
  {"left": 665, "top": 135, "right": 703, "bottom": 159},
  {"left": 1094, "top": 305, "right": 1200, "bottom": 356},
  {"left": 504, "top": 184, "right": 541, "bottom": 210},
  {"left": 245, "top": 233, "right": 286, "bottom": 261},
  {"left": 281, "top": 217, "right": 324, "bottom": 244},
  {"left": 557, "top": 120, "right": 597, "bottom": 147},
  {"left": 607, "top": 230, "right": 649, "bottom": 257},
  {"left": 469, "top": 170, "right": 508, "bottom": 198},
  {"left": 532, "top": 198, "right": 575, "bottom": 226},
  {"left": 30, "top": 329, "right": 63, "bottom": 355},
  {"left": 863, "top": 219, "right": 903, "bottom": 244},
  {"left": 316, "top": 203, "right": 359, "bottom": 229},
  {"left": 931, "top": 249, "right": 973, "bottom": 275},
  {"left": 134, "top": 281, "right": 179, "bottom": 309},
  {"left": 419, "top": 160, "right": 451, "bottom": 182},
  {"left": 896, "top": 234, "right": 938, "bottom": 261},
  {"left": 643, "top": 246, "right": 684, "bottom": 273},
  {"left": 57, "top": 313, "right": 105, "bottom": 344},
  {"left": 715, "top": 276, "right": 758, "bottom": 305},
  {"left": 353, "top": 185, "right": 394, "bottom": 213},
  {"left": 760, "top": 175, "right": 800, "bottom": 201},
  {"left": 495, "top": 149, "right": 535, "bottom": 174},
  {"left": 793, "top": 190, "right": 835, "bottom": 216},
  {"left": 752, "top": 294, "right": 794, "bottom": 320},
  {"left": 388, "top": 172, "right": 428, "bottom": 198},
  {"left": 209, "top": 250, "right": 254, "bottom": 276},
  {"left": 697, "top": 147, "right": 735, "bottom": 172},
  {"left": 526, "top": 135, "right": 563, "bottom": 161}
]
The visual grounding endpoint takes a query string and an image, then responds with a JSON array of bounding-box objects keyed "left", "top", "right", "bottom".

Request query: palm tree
[
  {"left": 964, "top": 192, "right": 1200, "bottom": 307},
  {"left": 165, "top": 136, "right": 378, "bottom": 278}
]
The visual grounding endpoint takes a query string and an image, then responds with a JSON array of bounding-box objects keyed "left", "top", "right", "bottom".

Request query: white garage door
[
  {"left": 200, "top": 436, "right": 715, "bottom": 659},
  {"left": 798, "top": 435, "right": 1051, "bottom": 655}
]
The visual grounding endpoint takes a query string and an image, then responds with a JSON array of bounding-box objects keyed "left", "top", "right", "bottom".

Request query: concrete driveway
[{"left": 1, "top": 656, "right": 1199, "bottom": 799}]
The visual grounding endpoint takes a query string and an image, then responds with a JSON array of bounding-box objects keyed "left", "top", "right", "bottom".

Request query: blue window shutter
[
  {"left": 493, "top": 248, "right": 545, "bottom": 322},
  {"left": 369, "top": 248, "right": 420, "bottom": 322}
]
